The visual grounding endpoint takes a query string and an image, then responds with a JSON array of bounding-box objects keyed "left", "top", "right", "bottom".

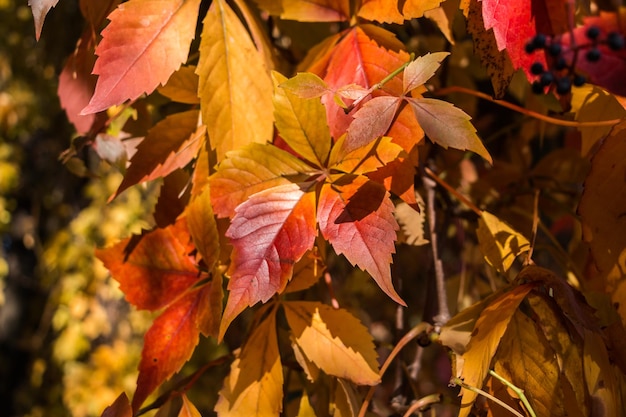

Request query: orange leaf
[
  {"left": 196, "top": 0, "right": 273, "bottom": 161},
  {"left": 284, "top": 301, "right": 381, "bottom": 385},
  {"left": 209, "top": 143, "right": 315, "bottom": 218},
  {"left": 29, "top": 0, "right": 59, "bottom": 40},
  {"left": 95, "top": 222, "right": 199, "bottom": 311},
  {"left": 358, "top": 0, "right": 404, "bottom": 24},
  {"left": 330, "top": 136, "right": 404, "bottom": 175},
  {"left": 344, "top": 96, "right": 402, "bottom": 154},
  {"left": 220, "top": 184, "right": 317, "bottom": 339},
  {"left": 100, "top": 392, "right": 131, "bottom": 417},
  {"left": 133, "top": 285, "right": 211, "bottom": 412},
  {"left": 254, "top": 0, "right": 350, "bottom": 22},
  {"left": 82, "top": 0, "right": 201, "bottom": 114},
  {"left": 317, "top": 176, "right": 403, "bottom": 305},
  {"left": 186, "top": 185, "right": 220, "bottom": 272},
  {"left": 158, "top": 65, "right": 200, "bottom": 104},
  {"left": 114, "top": 110, "right": 205, "bottom": 198},
  {"left": 179, "top": 394, "right": 201, "bottom": 417}
]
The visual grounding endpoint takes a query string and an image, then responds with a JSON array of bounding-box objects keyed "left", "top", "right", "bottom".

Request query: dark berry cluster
[{"left": 525, "top": 26, "right": 625, "bottom": 96}]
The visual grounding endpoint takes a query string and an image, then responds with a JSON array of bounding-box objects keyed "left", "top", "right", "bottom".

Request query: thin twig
[
  {"left": 489, "top": 370, "right": 537, "bottom": 417},
  {"left": 358, "top": 323, "right": 433, "bottom": 417},
  {"left": 450, "top": 377, "right": 524, "bottom": 417},
  {"left": 401, "top": 394, "right": 442, "bottom": 417},
  {"left": 423, "top": 169, "right": 450, "bottom": 328},
  {"left": 432, "top": 85, "right": 623, "bottom": 128},
  {"left": 525, "top": 190, "right": 540, "bottom": 266},
  {"left": 424, "top": 167, "right": 482, "bottom": 216}
]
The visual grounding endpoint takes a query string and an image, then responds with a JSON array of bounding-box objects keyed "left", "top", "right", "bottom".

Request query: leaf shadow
[{"left": 335, "top": 180, "right": 386, "bottom": 223}]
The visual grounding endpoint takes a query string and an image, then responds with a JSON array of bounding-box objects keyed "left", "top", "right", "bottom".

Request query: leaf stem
[
  {"left": 357, "top": 322, "right": 433, "bottom": 417},
  {"left": 488, "top": 370, "right": 537, "bottom": 417},
  {"left": 401, "top": 393, "right": 442, "bottom": 417},
  {"left": 433, "top": 85, "right": 623, "bottom": 128},
  {"left": 424, "top": 167, "right": 482, "bottom": 216},
  {"left": 449, "top": 377, "right": 524, "bottom": 417}
]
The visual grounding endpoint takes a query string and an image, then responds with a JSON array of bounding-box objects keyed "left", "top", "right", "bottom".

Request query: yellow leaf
[
  {"left": 476, "top": 211, "right": 530, "bottom": 274},
  {"left": 296, "top": 392, "right": 318, "bottom": 417},
  {"left": 583, "top": 330, "right": 622, "bottom": 416},
  {"left": 457, "top": 283, "right": 535, "bottom": 417},
  {"left": 284, "top": 301, "right": 380, "bottom": 385},
  {"left": 196, "top": 0, "right": 273, "bottom": 161},
  {"left": 402, "top": 0, "right": 443, "bottom": 19},
  {"left": 215, "top": 311, "right": 283, "bottom": 416},
  {"left": 186, "top": 184, "right": 220, "bottom": 272},
  {"left": 333, "top": 379, "right": 360, "bottom": 417},
  {"left": 179, "top": 394, "right": 201, "bottom": 417},
  {"left": 158, "top": 65, "right": 200, "bottom": 104}
]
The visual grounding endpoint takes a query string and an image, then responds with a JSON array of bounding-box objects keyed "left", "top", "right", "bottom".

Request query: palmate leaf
[
  {"left": 272, "top": 72, "right": 331, "bottom": 166},
  {"left": 209, "top": 143, "right": 315, "bottom": 218},
  {"left": 344, "top": 96, "right": 401, "bottom": 154},
  {"left": 220, "top": 183, "right": 317, "bottom": 339},
  {"left": 215, "top": 310, "right": 283, "bottom": 416},
  {"left": 284, "top": 301, "right": 380, "bottom": 385},
  {"left": 408, "top": 97, "right": 492, "bottom": 163},
  {"left": 403, "top": 52, "right": 449, "bottom": 93},
  {"left": 196, "top": 0, "right": 273, "bottom": 161},
  {"left": 317, "top": 176, "right": 404, "bottom": 305},
  {"left": 82, "top": 0, "right": 201, "bottom": 114}
]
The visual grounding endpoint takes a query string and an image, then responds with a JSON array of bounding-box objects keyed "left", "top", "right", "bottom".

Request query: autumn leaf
[
  {"left": 179, "top": 394, "right": 201, "bottom": 417},
  {"left": 95, "top": 222, "right": 199, "bottom": 311},
  {"left": 456, "top": 283, "right": 535, "bottom": 417},
  {"left": 100, "top": 392, "right": 131, "bottom": 417},
  {"left": 317, "top": 176, "right": 403, "bottom": 305},
  {"left": 186, "top": 185, "right": 220, "bottom": 271},
  {"left": 273, "top": 72, "right": 331, "bottom": 166},
  {"left": 29, "top": 0, "right": 59, "bottom": 40},
  {"left": 395, "top": 198, "right": 428, "bottom": 246},
  {"left": 476, "top": 212, "right": 530, "bottom": 273},
  {"left": 403, "top": 52, "right": 449, "bottom": 93},
  {"left": 114, "top": 110, "right": 205, "bottom": 198},
  {"left": 284, "top": 301, "right": 380, "bottom": 385},
  {"left": 215, "top": 310, "right": 283, "bottom": 416},
  {"left": 158, "top": 65, "right": 200, "bottom": 104},
  {"left": 134, "top": 285, "right": 212, "bottom": 412},
  {"left": 209, "top": 143, "right": 315, "bottom": 218},
  {"left": 220, "top": 183, "right": 317, "bottom": 339},
  {"left": 196, "top": 0, "right": 273, "bottom": 161},
  {"left": 358, "top": 0, "right": 404, "bottom": 23},
  {"left": 329, "top": 136, "right": 404, "bottom": 175},
  {"left": 344, "top": 96, "right": 402, "bottom": 154},
  {"left": 82, "top": 0, "right": 201, "bottom": 114},
  {"left": 408, "top": 97, "right": 492, "bottom": 163}
]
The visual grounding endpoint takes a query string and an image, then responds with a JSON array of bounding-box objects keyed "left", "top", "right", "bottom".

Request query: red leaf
[
  {"left": 317, "top": 176, "right": 404, "bottom": 305},
  {"left": 480, "top": 0, "right": 569, "bottom": 79},
  {"left": 133, "top": 285, "right": 210, "bottom": 412},
  {"left": 314, "top": 26, "right": 409, "bottom": 140},
  {"left": 95, "top": 222, "right": 199, "bottom": 311},
  {"left": 28, "top": 0, "right": 59, "bottom": 40},
  {"left": 221, "top": 183, "right": 317, "bottom": 338},
  {"left": 561, "top": 12, "right": 626, "bottom": 96},
  {"left": 100, "top": 393, "right": 131, "bottom": 417},
  {"left": 82, "top": 0, "right": 201, "bottom": 114},
  {"left": 115, "top": 110, "right": 205, "bottom": 198},
  {"left": 58, "top": 36, "right": 98, "bottom": 134}
]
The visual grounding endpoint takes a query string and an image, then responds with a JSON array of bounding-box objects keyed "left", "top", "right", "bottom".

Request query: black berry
[
  {"left": 540, "top": 71, "right": 555, "bottom": 86},
  {"left": 607, "top": 32, "right": 625, "bottom": 50},
  {"left": 573, "top": 74, "right": 586, "bottom": 87},
  {"left": 530, "top": 62, "right": 545, "bottom": 75},
  {"left": 556, "top": 77, "right": 572, "bottom": 95},
  {"left": 586, "top": 48, "right": 601, "bottom": 62},
  {"left": 554, "top": 57, "right": 568, "bottom": 70},
  {"left": 532, "top": 34, "right": 547, "bottom": 49},
  {"left": 532, "top": 81, "right": 544, "bottom": 94},
  {"left": 586, "top": 26, "right": 601, "bottom": 40},
  {"left": 525, "top": 42, "right": 536, "bottom": 54},
  {"left": 548, "top": 43, "right": 562, "bottom": 56}
]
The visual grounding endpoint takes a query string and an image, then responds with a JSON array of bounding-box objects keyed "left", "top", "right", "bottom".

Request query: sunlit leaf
[
  {"left": 357, "top": 0, "right": 404, "bottom": 24},
  {"left": 186, "top": 184, "right": 220, "bottom": 271},
  {"left": 273, "top": 72, "right": 331, "bottom": 166},
  {"left": 220, "top": 184, "right": 317, "bottom": 339},
  {"left": 408, "top": 97, "right": 492, "bottom": 163},
  {"left": 115, "top": 110, "right": 205, "bottom": 198},
  {"left": 179, "top": 394, "right": 201, "bottom": 417},
  {"left": 330, "top": 136, "right": 404, "bottom": 175},
  {"left": 317, "top": 176, "right": 403, "bottom": 305},
  {"left": 284, "top": 255, "right": 324, "bottom": 294},
  {"left": 284, "top": 301, "right": 380, "bottom": 385},
  {"left": 344, "top": 96, "right": 401, "bottom": 154},
  {"left": 402, "top": 0, "right": 444, "bottom": 19},
  {"left": 158, "top": 66, "right": 200, "bottom": 104},
  {"left": 394, "top": 198, "right": 428, "bottom": 246},
  {"left": 82, "top": 0, "right": 201, "bottom": 114},
  {"left": 215, "top": 311, "right": 283, "bottom": 416},
  {"left": 134, "top": 285, "right": 212, "bottom": 412},
  {"left": 254, "top": 0, "right": 350, "bottom": 21},
  {"left": 209, "top": 143, "right": 315, "bottom": 218},
  {"left": 403, "top": 52, "right": 449, "bottom": 93},
  {"left": 29, "top": 0, "right": 59, "bottom": 40},
  {"left": 457, "top": 283, "right": 535, "bottom": 417},
  {"left": 476, "top": 211, "right": 530, "bottom": 273},
  {"left": 196, "top": 0, "right": 273, "bottom": 161},
  {"left": 279, "top": 72, "right": 330, "bottom": 99},
  {"left": 95, "top": 222, "right": 199, "bottom": 311}
]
